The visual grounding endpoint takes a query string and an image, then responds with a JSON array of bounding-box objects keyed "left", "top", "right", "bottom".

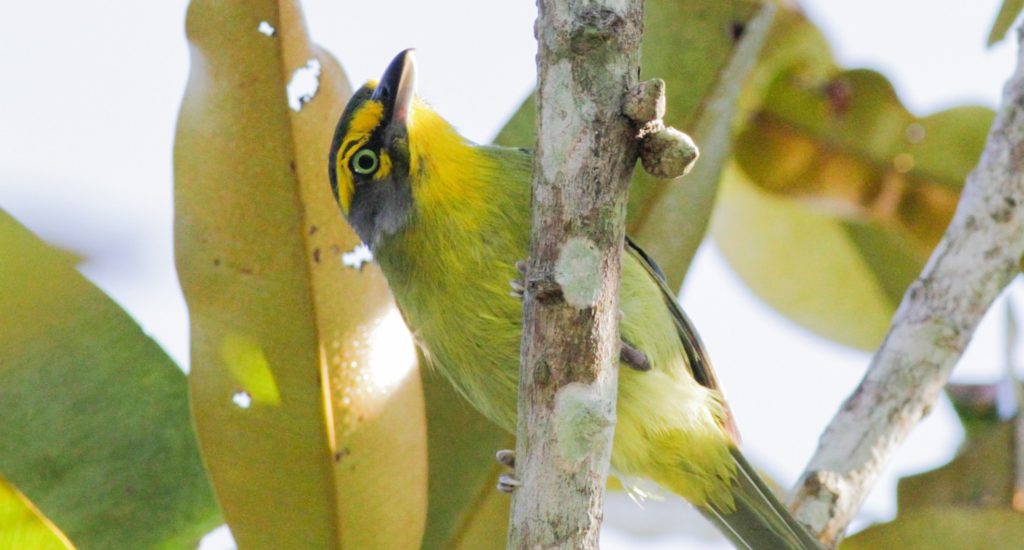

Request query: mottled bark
[
  {"left": 507, "top": 1, "right": 644, "bottom": 549},
  {"left": 789, "top": 28, "right": 1024, "bottom": 547}
]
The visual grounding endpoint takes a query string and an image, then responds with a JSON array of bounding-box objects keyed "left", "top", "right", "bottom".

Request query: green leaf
[
  {"left": 0, "top": 209, "right": 220, "bottom": 548},
  {"left": 898, "top": 421, "right": 1014, "bottom": 510},
  {"left": 495, "top": 0, "right": 775, "bottom": 288},
  {"left": 841, "top": 508, "right": 1024, "bottom": 550},
  {"left": 712, "top": 163, "right": 896, "bottom": 348},
  {"left": 421, "top": 369, "right": 511, "bottom": 550},
  {"left": 175, "top": 1, "right": 427, "bottom": 547},
  {"left": 988, "top": 0, "right": 1024, "bottom": 46},
  {"left": 715, "top": 11, "right": 994, "bottom": 349},
  {"left": 946, "top": 383, "right": 1003, "bottom": 441},
  {"left": 0, "top": 476, "right": 72, "bottom": 550},
  {"left": 842, "top": 422, "right": 1023, "bottom": 549}
]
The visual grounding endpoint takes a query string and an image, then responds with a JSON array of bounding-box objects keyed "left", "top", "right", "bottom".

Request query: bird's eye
[{"left": 351, "top": 149, "right": 379, "bottom": 175}]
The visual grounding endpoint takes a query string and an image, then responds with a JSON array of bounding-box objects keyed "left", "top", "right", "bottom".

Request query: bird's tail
[{"left": 698, "top": 448, "right": 823, "bottom": 550}]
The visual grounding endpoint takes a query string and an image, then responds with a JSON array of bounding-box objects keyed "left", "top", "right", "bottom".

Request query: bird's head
[{"left": 329, "top": 49, "right": 460, "bottom": 248}]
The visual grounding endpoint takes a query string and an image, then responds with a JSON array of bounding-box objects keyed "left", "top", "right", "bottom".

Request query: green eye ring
[{"left": 351, "top": 149, "right": 379, "bottom": 175}]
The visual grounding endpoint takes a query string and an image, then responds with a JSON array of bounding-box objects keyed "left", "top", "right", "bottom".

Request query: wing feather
[{"left": 624, "top": 236, "right": 740, "bottom": 443}]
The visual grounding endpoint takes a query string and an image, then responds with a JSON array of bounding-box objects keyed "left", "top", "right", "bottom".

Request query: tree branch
[
  {"left": 507, "top": 1, "right": 644, "bottom": 548},
  {"left": 789, "top": 28, "right": 1024, "bottom": 546}
]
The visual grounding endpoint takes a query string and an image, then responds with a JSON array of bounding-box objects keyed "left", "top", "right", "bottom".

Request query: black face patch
[
  {"left": 328, "top": 83, "right": 414, "bottom": 248},
  {"left": 347, "top": 174, "right": 413, "bottom": 248},
  {"left": 328, "top": 85, "right": 375, "bottom": 204}
]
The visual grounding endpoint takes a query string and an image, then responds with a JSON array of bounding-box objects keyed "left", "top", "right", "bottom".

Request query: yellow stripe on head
[
  {"left": 346, "top": 95, "right": 383, "bottom": 141},
  {"left": 332, "top": 84, "right": 385, "bottom": 214},
  {"left": 374, "top": 151, "right": 393, "bottom": 181}
]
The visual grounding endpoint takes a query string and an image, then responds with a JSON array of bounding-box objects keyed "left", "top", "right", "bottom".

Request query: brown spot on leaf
[
  {"left": 824, "top": 77, "right": 853, "bottom": 116},
  {"left": 729, "top": 20, "right": 746, "bottom": 41}
]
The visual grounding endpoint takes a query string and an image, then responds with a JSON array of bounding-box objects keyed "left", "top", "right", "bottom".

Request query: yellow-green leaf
[
  {"left": 174, "top": 1, "right": 426, "bottom": 548},
  {"left": 495, "top": 0, "right": 774, "bottom": 288},
  {"left": 988, "top": 0, "right": 1024, "bottom": 46},
  {"left": 735, "top": 69, "right": 988, "bottom": 255},
  {"left": 0, "top": 475, "right": 73, "bottom": 550},
  {"left": 0, "top": 209, "right": 220, "bottom": 548},
  {"left": 715, "top": 9, "right": 994, "bottom": 349}
]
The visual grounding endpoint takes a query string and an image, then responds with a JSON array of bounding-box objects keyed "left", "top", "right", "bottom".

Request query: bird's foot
[{"left": 496, "top": 449, "right": 519, "bottom": 494}]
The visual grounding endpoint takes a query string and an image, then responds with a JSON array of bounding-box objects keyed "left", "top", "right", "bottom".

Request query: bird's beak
[{"left": 372, "top": 49, "right": 416, "bottom": 128}]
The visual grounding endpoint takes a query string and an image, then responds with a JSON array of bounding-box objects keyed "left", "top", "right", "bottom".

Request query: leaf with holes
[{"left": 174, "top": 1, "right": 427, "bottom": 547}]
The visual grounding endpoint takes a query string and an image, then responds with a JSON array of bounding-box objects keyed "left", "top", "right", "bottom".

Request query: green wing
[{"left": 624, "top": 236, "right": 740, "bottom": 442}]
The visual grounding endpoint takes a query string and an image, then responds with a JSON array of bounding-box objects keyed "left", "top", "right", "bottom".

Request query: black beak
[{"left": 372, "top": 49, "right": 416, "bottom": 126}]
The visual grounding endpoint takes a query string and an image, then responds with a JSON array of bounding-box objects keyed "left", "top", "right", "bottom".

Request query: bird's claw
[
  {"left": 496, "top": 449, "right": 516, "bottom": 468},
  {"left": 496, "top": 449, "right": 518, "bottom": 493},
  {"left": 509, "top": 279, "right": 525, "bottom": 299},
  {"left": 497, "top": 473, "right": 521, "bottom": 494},
  {"left": 509, "top": 260, "right": 528, "bottom": 300}
]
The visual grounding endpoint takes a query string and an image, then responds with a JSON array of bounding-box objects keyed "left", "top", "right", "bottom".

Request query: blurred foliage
[
  {"left": 714, "top": 6, "right": 994, "bottom": 350},
  {"left": 0, "top": 209, "right": 220, "bottom": 548},
  {"left": 989, "top": 0, "right": 1024, "bottom": 46},
  {"left": 841, "top": 508, "right": 1024, "bottom": 550},
  {"left": 421, "top": 368, "right": 510, "bottom": 550},
  {"left": 0, "top": 476, "right": 72, "bottom": 550},
  {"left": 947, "top": 382, "right": 1004, "bottom": 442},
  {"left": 843, "top": 422, "right": 1024, "bottom": 549}
]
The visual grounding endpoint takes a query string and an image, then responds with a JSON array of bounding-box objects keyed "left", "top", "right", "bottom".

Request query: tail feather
[{"left": 698, "top": 449, "right": 823, "bottom": 550}]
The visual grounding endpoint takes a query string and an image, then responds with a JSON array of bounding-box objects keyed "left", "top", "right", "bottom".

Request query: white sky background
[{"left": 0, "top": 0, "right": 1020, "bottom": 548}]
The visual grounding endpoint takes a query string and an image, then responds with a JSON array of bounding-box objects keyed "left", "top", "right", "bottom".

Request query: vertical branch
[
  {"left": 789, "top": 28, "right": 1024, "bottom": 546},
  {"left": 507, "top": 1, "right": 644, "bottom": 549}
]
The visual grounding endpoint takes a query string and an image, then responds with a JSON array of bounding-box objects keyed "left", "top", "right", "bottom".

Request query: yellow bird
[{"left": 329, "top": 50, "right": 821, "bottom": 550}]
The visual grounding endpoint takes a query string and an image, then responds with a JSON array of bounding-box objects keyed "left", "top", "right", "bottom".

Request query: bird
[{"left": 328, "top": 49, "right": 822, "bottom": 550}]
